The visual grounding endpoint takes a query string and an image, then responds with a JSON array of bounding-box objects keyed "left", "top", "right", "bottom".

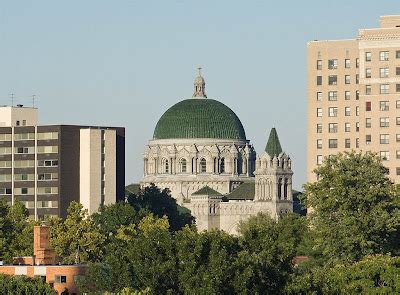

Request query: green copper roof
[
  {"left": 192, "top": 186, "right": 222, "bottom": 196},
  {"left": 226, "top": 182, "right": 255, "bottom": 200},
  {"left": 265, "top": 128, "right": 282, "bottom": 157},
  {"left": 153, "top": 98, "right": 246, "bottom": 140}
]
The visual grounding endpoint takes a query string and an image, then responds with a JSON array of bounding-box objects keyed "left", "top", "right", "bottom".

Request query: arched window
[
  {"left": 284, "top": 178, "right": 288, "bottom": 200},
  {"left": 162, "top": 158, "right": 169, "bottom": 174},
  {"left": 180, "top": 158, "right": 187, "bottom": 173},
  {"left": 200, "top": 158, "right": 207, "bottom": 173},
  {"left": 278, "top": 178, "right": 282, "bottom": 199},
  {"left": 220, "top": 158, "right": 225, "bottom": 173}
]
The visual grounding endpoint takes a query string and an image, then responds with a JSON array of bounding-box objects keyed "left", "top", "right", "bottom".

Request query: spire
[
  {"left": 192, "top": 67, "right": 207, "bottom": 98},
  {"left": 265, "top": 128, "right": 283, "bottom": 157}
]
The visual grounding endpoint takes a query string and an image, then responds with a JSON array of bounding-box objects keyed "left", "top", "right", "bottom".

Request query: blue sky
[{"left": 1, "top": 1, "right": 399, "bottom": 189}]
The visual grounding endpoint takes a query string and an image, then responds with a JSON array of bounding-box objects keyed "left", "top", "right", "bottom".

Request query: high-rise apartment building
[
  {"left": 308, "top": 15, "right": 400, "bottom": 182},
  {"left": 0, "top": 105, "right": 125, "bottom": 219}
]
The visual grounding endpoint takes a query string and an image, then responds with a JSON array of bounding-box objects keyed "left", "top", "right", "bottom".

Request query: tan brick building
[{"left": 307, "top": 15, "right": 400, "bottom": 182}]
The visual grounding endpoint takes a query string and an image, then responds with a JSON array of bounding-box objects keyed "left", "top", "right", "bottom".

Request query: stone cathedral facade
[{"left": 141, "top": 70, "right": 293, "bottom": 234}]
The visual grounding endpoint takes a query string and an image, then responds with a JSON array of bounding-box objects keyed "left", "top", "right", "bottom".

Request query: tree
[
  {"left": 234, "top": 213, "right": 308, "bottom": 294},
  {"left": 175, "top": 226, "right": 240, "bottom": 294},
  {"left": 127, "top": 184, "right": 194, "bottom": 231},
  {"left": 49, "top": 202, "right": 106, "bottom": 264},
  {"left": 0, "top": 274, "right": 56, "bottom": 294},
  {"left": 304, "top": 151, "right": 400, "bottom": 263},
  {"left": 286, "top": 255, "right": 400, "bottom": 294}
]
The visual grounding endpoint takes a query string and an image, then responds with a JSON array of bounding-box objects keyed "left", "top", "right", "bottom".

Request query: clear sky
[{"left": 1, "top": 1, "right": 399, "bottom": 189}]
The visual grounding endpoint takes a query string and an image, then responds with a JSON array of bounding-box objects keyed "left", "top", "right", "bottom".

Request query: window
[
  {"left": 366, "top": 101, "right": 371, "bottom": 111},
  {"left": 0, "top": 147, "right": 12, "bottom": 155},
  {"left": 397, "top": 134, "right": 400, "bottom": 142},
  {"left": 380, "top": 117, "right": 389, "bottom": 127},
  {"left": 365, "top": 52, "right": 372, "bottom": 61},
  {"left": 22, "top": 120, "right": 26, "bottom": 126},
  {"left": 200, "top": 158, "right": 207, "bottom": 173},
  {"left": 328, "top": 91, "right": 337, "bottom": 101},
  {"left": 345, "top": 107, "right": 350, "bottom": 116},
  {"left": 380, "top": 134, "right": 389, "bottom": 144},
  {"left": 345, "top": 91, "right": 350, "bottom": 100},
  {"left": 0, "top": 134, "right": 11, "bottom": 141},
  {"left": 366, "top": 118, "right": 371, "bottom": 128},
  {"left": 397, "top": 100, "right": 400, "bottom": 109},
  {"left": 397, "top": 117, "right": 400, "bottom": 126},
  {"left": 328, "top": 59, "right": 338, "bottom": 69},
  {"left": 345, "top": 123, "right": 350, "bottom": 132},
  {"left": 356, "top": 74, "right": 359, "bottom": 84},
  {"left": 380, "top": 101, "right": 389, "bottom": 111},
  {"left": 162, "top": 159, "right": 169, "bottom": 173},
  {"left": 16, "top": 121, "right": 20, "bottom": 126},
  {"left": 38, "top": 173, "right": 58, "bottom": 181},
  {"left": 397, "top": 84, "right": 400, "bottom": 92},
  {"left": 317, "top": 92, "right": 322, "bottom": 101},
  {"left": 356, "top": 58, "right": 359, "bottom": 68},
  {"left": 345, "top": 59, "right": 350, "bottom": 68},
  {"left": 317, "top": 139, "right": 322, "bottom": 149},
  {"left": 397, "top": 51, "right": 400, "bottom": 59},
  {"left": 317, "top": 155, "right": 323, "bottom": 165},
  {"left": 397, "top": 151, "right": 400, "bottom": 159},
  {"left": 316, "top": 60, "right": 322, "bottom": 70},
  {"left": 380, "top": 151, "right": 389, "bottom": 161},
  {"left": 316, "top": 124, "right": 322, "bottom": 133},
  {"left": 0, "top": 174, "right": 11, "bottom": 182},
  {"left": 345, "top": 138, "right": 350, "bottom": 148},
  {"left": 356, "top": 90, "right": 359, "bottom": 100},
  {"left": 345, "top": 75, "right": 350, "bottom": 84},
  {"left": 0, "top": 188, "right": 12, "bottom": 195},
  {"left": 397, "top": 67, "right": 400, "bottom": 76},
  {"left": 366, "top": 135, "right": 371, "bottom": 144},
  {"left": 55, "top": 276, "right": 67, "bottom": 284},
  {"left": 328, "top": 107, "right": 337, "bottom": 117},
  {"left": 37, "top": 160, "right": 58, "bottom": 167},
  {"left": 37, "top": 146, "right": 58, "bottom": 153},
  {"left": 317, "top": 76, "right": 322, "bottom": 85},
  {"left": 180, "top": 159, "right": 187, "bottom": 173},
  {"left": 356, "top": 138, "right": 359, "bottom": 148},
  {"left": 328, "top": 75, "right": 337, "bottom": 85},
  {"left": 366, "top": 68, "right": 372, "bottom": 78},
  {"left": 379, "top": 51, "right": 389, "bottom": 61},
  {"left": 380, "top": 84, "right": 390, "bottom": 94},
  {"left": 14, "top": 160, "right": 35, "bottom": 168},
  {"left": 397, "top": 168, "right": 400, "bottom": 176},
  {"left": 356, "top": 106, "right": 360, "bottom": 116},
  {"left": 317, "top": 108, "right": 322, "bottom": 117},
  {"left": 37, "top": 187, "right": 58, "bottom": 194},
  {"left": 37, "top": 132, "right": 58, "bottom": 140},
  {"left": 220, "top": 158, "right": 225, "bottom": 173},
  {"left": 329, "top": 123, "right": 338, "bottom": 133},
  {"left": 366, "top": 85, "right": 372, "bottom": 95},
  {"left": 380, "top": 68, "right": 389, "bottom": 78},
  {"left": 16, "top": 147, "right": 34, "bottom": 154},
  {"left": 14, "top": 187, "right": 34, "bottom": 195},
  {"left": 14, "top": 133, "right": 35, "bottom": 140},
  {"left": 329, "top": 139, "right": 338, "bottom": 148},
  {"left": 356, "top": 122, "right": 360, "bottom": 132},
  {"left": 21, "top": 188, "right": 28, "bottom": 194}
]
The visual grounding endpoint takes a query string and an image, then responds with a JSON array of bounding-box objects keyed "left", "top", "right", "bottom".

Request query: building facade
[
  {"left": 308, "top": 15, "right": 400, "bottom": 182},
  {"left": 0, "top": 106, "right": 125, "bottom": 219},
  {"left": 141, "top": 70, "right": 293, "bottom": 234}
]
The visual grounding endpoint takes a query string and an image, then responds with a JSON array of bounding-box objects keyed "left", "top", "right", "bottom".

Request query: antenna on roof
[
  {"left": 9, "top": 93, "right": 14, "bottom": 106},
  {"left": 31, "top": 95, "right": 36, "bottom": 108}
]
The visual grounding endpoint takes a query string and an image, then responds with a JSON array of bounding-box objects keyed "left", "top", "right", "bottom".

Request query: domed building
[{"left": 142, "top": 69, "right": 293, "bottom": 234}]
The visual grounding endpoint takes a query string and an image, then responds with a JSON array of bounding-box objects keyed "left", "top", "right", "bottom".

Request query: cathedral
[{"left": 141, "top": 69, "right": 293, "bottom": 234}]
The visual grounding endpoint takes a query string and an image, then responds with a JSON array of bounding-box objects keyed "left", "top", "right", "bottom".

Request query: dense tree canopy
[
  {"left": 304, "top": 151, "right": 400, "bottom": 263},
  {"left": 0, "top": 274, "right": 56, "bottom": 294}
]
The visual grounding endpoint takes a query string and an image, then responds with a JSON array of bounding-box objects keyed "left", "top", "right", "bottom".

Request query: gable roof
[
  {"left": 192, "top": 186, "right": 222, "bottom": 196},
  {"left": 226, "top": 182, "right": 255, "bottom": 200}
]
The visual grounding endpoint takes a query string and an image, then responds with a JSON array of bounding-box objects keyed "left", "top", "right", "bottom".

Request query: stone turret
[{"left": 254, "top": 128, "right": 293, "bottom": 218}]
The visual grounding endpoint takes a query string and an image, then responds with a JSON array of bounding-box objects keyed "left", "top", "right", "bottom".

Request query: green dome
[{"left": 153, "top": 98, "right": 247, "bottom": 140}]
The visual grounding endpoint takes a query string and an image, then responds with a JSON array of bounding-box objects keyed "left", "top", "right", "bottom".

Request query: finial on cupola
[{"left": 193, "top": 67, "right": 207, "bottom": 98}]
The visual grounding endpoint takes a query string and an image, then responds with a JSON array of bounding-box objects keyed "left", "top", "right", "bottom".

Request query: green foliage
[
  {"left": 304, "top": 151, "right": 400, "bottom": 263},
  {"left": 127, "top": 184, "right": 194, "bottom": 231},
  {"left": 175, "top": 227, "right": 240, "bottom": 294},
  {"left": 49, "top": 201, "right": 106, "bottom": 264},
  {"left": 0, "top": 200, "right": 34, "bottom": 263},
  {"left": 286, "top": 255, "right": 400, "bottom": 294},
  {"left": 0, "top": 274, "right": 56, "bottom": 294}
]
